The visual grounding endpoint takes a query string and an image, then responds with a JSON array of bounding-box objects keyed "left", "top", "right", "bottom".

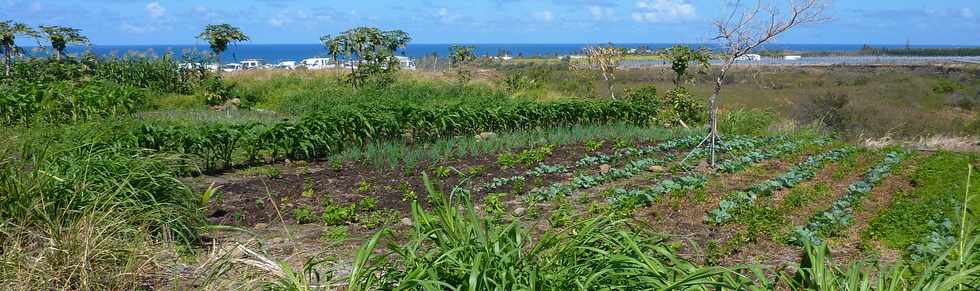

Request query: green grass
[{"left": 866, "top": 151, "right": 980, "bottom": 250}]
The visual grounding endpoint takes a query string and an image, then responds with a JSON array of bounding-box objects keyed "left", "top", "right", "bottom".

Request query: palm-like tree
[
  {"left": 39, "top": 25, "right": 89, "bottom": 60},
  {"left": 0, "top": 20, "right": 40, "bottom": 76},
  {"left": 196, "top": 24, "right": 249, "bottom": 70}
]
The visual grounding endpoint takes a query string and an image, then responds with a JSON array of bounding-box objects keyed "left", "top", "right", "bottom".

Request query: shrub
[
  {"left": 719, "top": 108, "right": 777, "bottom": 136},
  {"left": 661, "top": 87, "right": 705, "bottom": 125},
  {"left": 795, "top": 92, "right": 850, "bottom": 133},
  {"left": 502, "top": 73, "right": 539, "bottom": 92},
  {"left": 931, "top": 78, "right": 962, "bottom": 94},
  {"left": 625, "top": 84, "right": 658, "bottom": 105}
]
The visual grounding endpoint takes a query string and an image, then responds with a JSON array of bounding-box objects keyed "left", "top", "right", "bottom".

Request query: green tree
[
  {"left": 449, "top": 45, "right": 477, "bottom": 83},
  {"left": 321, "top": 27, "right": 411, "bottom": 88},
  {"left": 39, "top": 25, "right": 89, "bottom": 60},
  {"left": 0, "top": 20, "right": 40, "bottom": 76},
  {"left": 659, "top": 45, "right": 710, "bottom": 88},
  {"left": 196, "top": 24, "right": 249, "bottom": 69}
]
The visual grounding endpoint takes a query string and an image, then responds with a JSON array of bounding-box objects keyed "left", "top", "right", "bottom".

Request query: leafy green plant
[
  {"left": 498, "top": 144, "right": 555, "bottom": 168},
  {"left": 360, "top": 209, "right": 399, "bottom": 229},
  {"left": 356, "top": 180, "right": 371, "bottom": 193},
  {"left": 265, "top": 167, "right": 282, "bottom": 179},
  {"left": 585, "top": 139, "right": 605, "bottom": 152},
  {"left": 399, "top": 182, "right": 418, "bottom": 202},
  {"left": 292, "top": 206, "right": 316, "bottom": 224},
  {"left": 356, "top": 196, "right": 378, "bottom": 212},
  {"left": 483, "top": 193, "right": 507, "bottom": 220},
  {"left": 322, "top": 200, "right": 356, "bottom": 226},
  {"left": 434, "top": 165, "right": 452, "bottom": 178}
]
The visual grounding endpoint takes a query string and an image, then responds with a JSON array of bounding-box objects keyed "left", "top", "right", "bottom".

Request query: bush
[
  {"left": 502, "top": 73, "right": 539, "bottom": 92},
  {"left": 719, "top": 108, "right": 778, "bottom": 136},
  {"left": 625, "top": 85, "right": 659, "bottom": 105},
  {"left": 661, "top": 87, "right": 706, "bottom": 125},
  {"left": 931, "top": 78, "right": 963, "bottom": 94},
  {"left": 795, "top": 92, "right": 851, "bottom": 134}
]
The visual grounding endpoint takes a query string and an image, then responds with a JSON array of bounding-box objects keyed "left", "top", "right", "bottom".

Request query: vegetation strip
[
  {"left": 706, "top": 146, "right": 855, "bottom": 224},
  {"left": 523, "top": 135, "right": 757, "bottom": 201},
  {"left": 792, "top": 151, "right": 909, "bottom": 246},
  {"left": 480, "top": 135, "right": 701, "bottom": 192},
  {"left": 608, "top": 137, "right": 817, "bottom": 210},
  {"left": 136, "top": 99, "right": 661, "bottom": 172}
]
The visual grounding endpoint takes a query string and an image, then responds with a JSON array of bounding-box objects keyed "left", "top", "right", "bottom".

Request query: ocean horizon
[{"left": 24, "top": 43, "right": 980, "bottom": 64}]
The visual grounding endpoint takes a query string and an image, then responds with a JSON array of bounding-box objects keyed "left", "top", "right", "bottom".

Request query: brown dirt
[{"left": 201, "top": 142, "right": 631, "bottom": 227}]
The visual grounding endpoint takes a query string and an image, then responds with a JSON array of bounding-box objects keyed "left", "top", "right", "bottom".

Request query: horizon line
[{"left": 39, "top": 42, "right": 980, "bottom": 48}]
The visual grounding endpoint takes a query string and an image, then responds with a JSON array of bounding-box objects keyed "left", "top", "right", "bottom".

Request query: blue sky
[{"left": 3, "top": 0, "right": 979, "bottom": 45}]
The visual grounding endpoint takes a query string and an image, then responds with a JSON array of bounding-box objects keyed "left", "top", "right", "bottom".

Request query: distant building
[{"left": 784, "top": 55, "right": 803, "bottom": 61}]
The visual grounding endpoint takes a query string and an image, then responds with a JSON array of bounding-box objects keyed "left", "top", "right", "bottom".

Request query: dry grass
[
  {"left": 863, "top": 135, "right": 980, "bottom": 152},
  {"left": 0, "top": 208, "right": 175, "bottom": 290}
]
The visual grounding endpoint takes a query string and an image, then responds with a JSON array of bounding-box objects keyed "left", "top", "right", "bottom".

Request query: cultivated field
[{"left": 1, "top": 53, "right": 979, "bottom": 289}]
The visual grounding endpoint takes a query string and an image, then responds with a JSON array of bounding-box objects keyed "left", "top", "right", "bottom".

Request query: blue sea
[{"left": 28, "top": 43, "right": 980, "bottom": 64}]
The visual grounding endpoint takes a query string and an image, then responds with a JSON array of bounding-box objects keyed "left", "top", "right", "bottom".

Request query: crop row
[
  {"left": 607, "top": 137, "right": 811, "bottom": 210},
  {"left": 480, "top": 135, "right": 702, "bottom": 192},
  {"left": 792, "top": 151, "right": 908, "bottom": 246},
  {"left": 135, "top": 99, "right": 661, "bottom": 172},
  {"left": 529, "top": 135, "right": 766, "bottom": 202},
  {"left": 705, "top": 147, "right": 854, "bottom": 224}
]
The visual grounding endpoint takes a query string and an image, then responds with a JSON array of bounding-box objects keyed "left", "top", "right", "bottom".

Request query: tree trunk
[
  {"left": 3, "top": 54, "right": 10, "bottom": 77},
  {"left": 708, "top": 74, "right": 724, "bottom": 166},
  {"left": 602, "top": 73, "right": 615, "bottom": 100},
  {"left": 215, "top": 53, "right": 222, "bottom": 73}
]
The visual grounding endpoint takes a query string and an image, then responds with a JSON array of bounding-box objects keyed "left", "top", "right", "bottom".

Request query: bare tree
[
  {"left": 693, "top": 0, "right": 829, "bottom": 166},
  {"left": 577, "top": 43, "right": 624, "bottom": 99}
]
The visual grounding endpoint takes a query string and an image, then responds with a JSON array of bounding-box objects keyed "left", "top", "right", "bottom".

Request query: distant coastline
[{"left": 22, "top": 43, "right": 980, "bottom": 64}]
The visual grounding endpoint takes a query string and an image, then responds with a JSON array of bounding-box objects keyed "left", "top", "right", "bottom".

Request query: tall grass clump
[
  {"left": 719, "top": 107, "right": 778, "bottom": 136},
  {"left": 0, "top": 132, "right": 204, "bottom": 288},
  {"left": 347, "top": 175, "right": 762, "bottom": 290}
]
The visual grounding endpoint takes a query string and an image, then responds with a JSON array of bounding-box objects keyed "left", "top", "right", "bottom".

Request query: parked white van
[{"left": 300, "top": 58, "right": 335, "bottom": 70}]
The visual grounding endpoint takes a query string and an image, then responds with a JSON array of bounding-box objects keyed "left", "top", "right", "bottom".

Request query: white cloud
[
  {"left": 145, "top": 2, "right": 165, "bottom": 19},
  {"left": 631, "top": 0, "right": 696, "bottom": 23},
  {"left": 961, "top": 8, "right": 974, "bottom": 18},
  {"left": 589, "top": 5, "right": 615, "bottom": 21},
  {"left": 436, "top": 7, "right": 462, "bottom": 24},
  {"left": 121, "top": 22, "right": 153, "bottom": 34},
  {"left": 533, "top": 10, "right": 554, "bottom": 22},
  {"left": 268, "top": 16, "right": 287, "bottom": 27}
]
